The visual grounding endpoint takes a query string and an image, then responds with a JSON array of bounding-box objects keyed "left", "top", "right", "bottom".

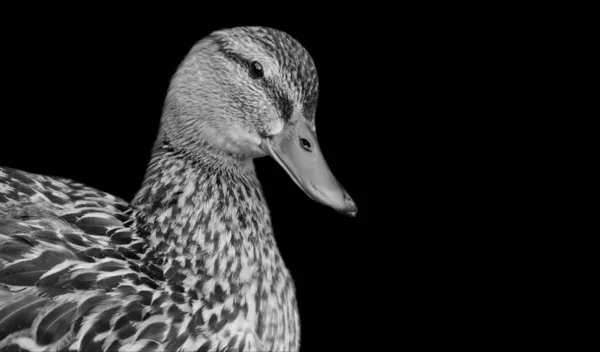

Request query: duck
[{"left": 0, "top": 26, "right": 356, "bottom": 352}]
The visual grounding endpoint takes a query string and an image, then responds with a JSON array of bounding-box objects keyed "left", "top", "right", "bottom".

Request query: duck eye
[
  {"left": 299, "top": 138, "right": 312, "bottom": 152},
  {"left": 249, "top": 61, "right": 264, "bottom": 79}
]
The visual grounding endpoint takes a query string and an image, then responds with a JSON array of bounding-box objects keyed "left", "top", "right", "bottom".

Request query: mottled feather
[{"left": 0, "top": 26, "right": 314, "bottom": 352}]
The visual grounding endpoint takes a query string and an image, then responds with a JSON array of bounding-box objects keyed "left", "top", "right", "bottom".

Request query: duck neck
[{"left": 132, "top": 138, "right": 273, "bottom": 282}]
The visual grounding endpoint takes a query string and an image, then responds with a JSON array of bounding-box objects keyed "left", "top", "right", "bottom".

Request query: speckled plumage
[{"left": 0, "top": 27, "right": 354, "bottom": 352}]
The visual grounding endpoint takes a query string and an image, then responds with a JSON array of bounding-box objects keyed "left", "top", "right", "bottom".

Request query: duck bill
[{"left": 261, "top": 113, "right": 357, "bottom": 216}]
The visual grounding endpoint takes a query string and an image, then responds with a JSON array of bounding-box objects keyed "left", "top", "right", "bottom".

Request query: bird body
[
  {"left": 0, "top": 149, "right": 296, "bottom": 351},
  {"left": 0, "top": 27, "right": 355, "bottom": 351}
]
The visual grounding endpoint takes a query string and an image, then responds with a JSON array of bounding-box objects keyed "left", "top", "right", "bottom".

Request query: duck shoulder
[{"left": 0, "top": 166, "right": 264, "bottom": 351}]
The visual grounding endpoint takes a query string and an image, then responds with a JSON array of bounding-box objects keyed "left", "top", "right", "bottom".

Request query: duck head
[{"left": 161, "top": 27, "right": 357, "bottom": 216}]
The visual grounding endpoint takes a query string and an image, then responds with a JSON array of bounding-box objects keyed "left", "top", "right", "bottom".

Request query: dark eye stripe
[
  {"left": 260, "top": 78, "right": 293, "bottom": 122},
  {"left": 214, "top": 38, "right": 293, "bottom": 123},
  {"left": 214, "top": 38, "right": 254, "bottom": 72},
  {"left": 214, "top": 29, "right": 319, "bottom": 122}
]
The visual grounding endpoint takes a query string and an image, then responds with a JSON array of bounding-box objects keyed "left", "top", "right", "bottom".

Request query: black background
[{"left": 0, "top": 9, "right": 518, "bottom": 350}]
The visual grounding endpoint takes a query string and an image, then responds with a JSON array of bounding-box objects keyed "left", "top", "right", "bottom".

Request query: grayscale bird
[{"left": 0, "top": 26, "right": 356, "bottom": 352}]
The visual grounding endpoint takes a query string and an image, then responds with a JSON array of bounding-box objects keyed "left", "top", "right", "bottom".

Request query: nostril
[
  {"left": 299, "top": 138, "right": 312, "bottom": 152},
  {"left": 344, "top": 193, "right": 355, "bottom": 205}
]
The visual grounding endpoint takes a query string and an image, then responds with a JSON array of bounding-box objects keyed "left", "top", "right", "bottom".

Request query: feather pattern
[
  {"left": 0, "top": 26, "right": 346, "bottom": 351},
  {"left": 36, "top": 302, "right": 77, "bottom": 345}
]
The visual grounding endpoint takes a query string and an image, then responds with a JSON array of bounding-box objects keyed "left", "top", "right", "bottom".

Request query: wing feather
[
  {"left": 0, "top": 167, "right": 154, "bottom": 350},
  {"left": 35, "top": 301, "right": 77, "bottom": 345},
  {"left": 0, "top": 295, "right": 49, "bottom": 341}
]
